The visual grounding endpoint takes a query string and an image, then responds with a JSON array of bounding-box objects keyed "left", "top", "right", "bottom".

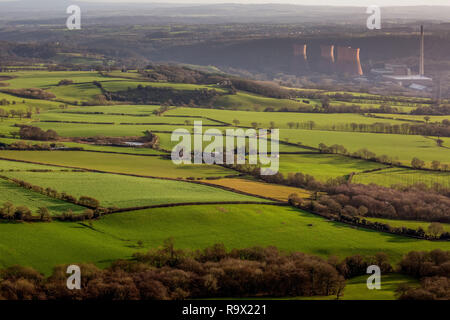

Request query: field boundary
[
  {"left": 0, "top": 156, "right": 280, "bottom": 202},
  {"left": 109, "top": 201, "right": 288, "bottom": 214}
]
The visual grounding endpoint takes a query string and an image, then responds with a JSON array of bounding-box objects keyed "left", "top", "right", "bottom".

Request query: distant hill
[{"left": 0, "top": 2, "right": 449, "bottom": 24}]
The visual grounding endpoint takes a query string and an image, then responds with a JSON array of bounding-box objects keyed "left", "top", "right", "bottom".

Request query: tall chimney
[{"left": 420, "top": 25, "right": 425, "bottom": 76}]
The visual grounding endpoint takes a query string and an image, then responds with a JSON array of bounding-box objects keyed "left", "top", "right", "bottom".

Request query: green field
[
  {"left": 280, "top": 129, "right": 450, "bottom": 165},
  {"left": 364, "top": 217, "right": 450, "bottom": 233},
  {"left": 166, "top": 107, "right": 412, "bottom": 129},
  {"left": 34, "top": 122, "right": 191, "bottom": 137},
  {"left": 0, "top": 158, "right": 63, "bottom": 171},
  {"left": 299, "top": 274, "right": 418, "bottom": 300},
  {"left": 91, "top": 205, "right": 450, "bottom": 262},
  {"left": 100, "top": 80, "right": 225, "bottom": 92},
  {"left": 0, "top": 69, "right": 449, "bottom": 294},
  {"left": 57, "top": 104, "right": 161, "bottom": 114},
  {"left": 0, "top": 151, "right": 238, "bottom": 178},
  {"left": 352, "top": 167, "right": 450, "bottom": 187},
  {"left": 0, "top": 220, "right": 131, "bottom": 275},
  {"left": 278, "top": 153, "right": 386, "bottom": 181},
  {"left": 1, "top": 204, "right": 448, "bottom": 275},
  {"left": 0, "top": 71, "right": 125, "bottom": 89},
  {"left": 0, "top": 92, "right": 65, "bottom": 111},
  {"left": 0, "top": 138, "right": 166, "bottom": 156},
  {"left": 379, "top": 114, "right": 450, "bottom": 123},
  {"left": 0, "top": 179, "right": 86, "bottom": 216},
  {"left": 153, "top": 131, "right": 308, "bottom": 152},
  {"left": 47, "top": 82, "right": 103, "bottom": 103},
  {"left": 37, "top": 110, "right": 218, "bottom": 125},
  {"left": 105, "top": 70, "right": 147, "bottom": 80},
  {"left": 0, "top": 171, "right": 265, "bottom": 208},
  {"left": 212, "top": 91, "right": 311, "bottom": 111},
  {"left": 0, "top": 118, "right": 32, "bottom": 137}
]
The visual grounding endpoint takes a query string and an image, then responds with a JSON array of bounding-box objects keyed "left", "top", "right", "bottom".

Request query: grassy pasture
[
  {"left": 299, "top": 274, "right": 418, "bottom": 300},
  {"left": 165, "top": 108, "right": 412, "bottom": 129},
  {"left": 212, "top": 91, "right": 310, "bottom": 111},
  {"left": 53, "top": 104, "right": 161, "bottom": 114},
  {"left": 0, "top": 118, "right": 32, "bottom": 137},
  {"left": 0, "top": 158, "right": 64, "bottom": 171},
  {"left": 0, "top": 71, "right": 125, "bottom": 89},
  {"left": 322, "top": 90, "right": 431, "bottom": 102},
  {"left": 0, "top": 138, "right": 165, "bottom": 156},
  {"left": 278, "top": 154, "right": 386, "bottom": 181},
  {"left": 280, "top": 129, "right": 450, "bottom": 165},
  {"left": 100, "top": 80, "right": 226, "bottom": 93},
  {"left": 37, "top": 111, "right": 218, "bottom": 125},
  {"left": 47, "top": 83, "right": 103, "bottom": 103},
  {"left": 0, "top": 220, "right": 132, "bottom": 274},
  {"left": 352, "top": 168, "right": 450, "bottom": 188},
  {"left": 155, "top": 131, "right": 309, "bottom": 153},
  {"left": 91, "top": 205, "right": 450, "bottom": 263},
  {"left": 0, "top": 92, "right": 65, "bottom": 111},
  {"left": 105, "top": 71, "right": 146, "bottom": 80},
  {"left": 199, "top": 177, "right": 310, "bottom": 201},
  {"left": 363, "top": 217, "right": 450, "bottom": 234},
  {"left": 0, "top": 204, "right": 448, "bottom": 274},
  {"left": 373, "top": 114, "right": 450, "bottom": 123},
  {"left": 34, "top": 122, "right": 189, "bottom": 137},
  {"left": 0, "top": 171, "right": 264, "bottom": 208},
  {"left": 0, "top": 179, "right": 86, "bottom": 216},
  {"left": 0, "top": 151, "right": 238, "bottom": 179}
]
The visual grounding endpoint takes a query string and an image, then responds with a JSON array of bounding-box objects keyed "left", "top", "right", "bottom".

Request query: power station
[
  {"left": 291, "top": 25, "right": 434, "bottom": 92},
  {"left": 293, "top": 43, "right": 363, "bottom": 76},
  {"left": 372, "top": 25, "right": 432, "bottom": 91}
]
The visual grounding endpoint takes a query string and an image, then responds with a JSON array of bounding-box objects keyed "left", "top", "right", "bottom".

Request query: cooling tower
[
  {"left": 317, "top": 45, "right": 335, "bottom": 73},
  {"left": 320, "top": 45, "right": 335, "bottom": 63},
  {"left": 293, "top": 44, "right": 307, "bottom": 59},
  {"left": 336, "top": 46, "right": 363, "bottom": 76},
  {"left": 291, "top": 44, "right": 308, "bottom": 74}
]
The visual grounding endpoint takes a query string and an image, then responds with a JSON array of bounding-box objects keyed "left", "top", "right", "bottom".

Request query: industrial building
[{"left": 372, "top": 25, "right": 433, "bottom": 91}]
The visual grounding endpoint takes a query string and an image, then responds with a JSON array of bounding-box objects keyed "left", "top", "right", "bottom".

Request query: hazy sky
[{"left": 77, "top": 0, "right": 450, "bottom": 6}]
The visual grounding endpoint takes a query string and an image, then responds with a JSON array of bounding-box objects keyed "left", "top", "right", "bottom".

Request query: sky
[
  {"left": 0, "top": 0, "right": 448, "bottom": 6},
  {"left": 75, "top": 0, "right": 450, "bottom": 6}
]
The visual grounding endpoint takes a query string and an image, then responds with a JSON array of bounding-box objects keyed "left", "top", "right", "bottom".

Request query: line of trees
[
  {"left": 0, "top": 107, "right": 37, "bottom": 120},
  {"left": 226, "top": 163, "right": 450, "bottom": 238},
  {"left": 0, "top": 201, "right": 96, "bottom": 222},
  {"left": 412, "top": 104, "right": 450, "bottom": 116},
  {"left": 322, "top": 183, "right": 450, "bottom": 224},
  {"left": 230, "top": 78, "right": 291, "bottom": 99},
  {"left": 0, "top": 176, "right": 111, "bottom": 221},
  {"left": 0, "top": 202, "right": 96, "bottom": 222},
  {"left": 3, "top": 88, "right": 55, "bottom": 100},
  {"left": 289, "top": 194, "right": 450, "bottom": 241},
  {"left": 0, "top": 241, "right": 395, "bottom": 300},
  {"left": 0, "top": 240, "right": 447, "bottom": 300},
  {"left": 316, "top": 121, "right": 450, "bottom": 138},
  {"left": 0, "top": 202, "right": 51, "bottom": 222},
  {"left": 318, "top": 142, "right": 449, "bottom": 171},
  {"left": 293, "top": 91, "right": 433, "bottom": 106},
  {"left": 0, "top": 141, "right": 81, "bottom": 151}
]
